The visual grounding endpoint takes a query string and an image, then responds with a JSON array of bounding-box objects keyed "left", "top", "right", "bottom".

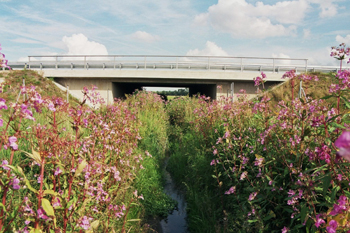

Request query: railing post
[
  {"left": 84, "top": 56, "right": 87, "bottom": 70},
  {"left": 66, "top": 84, "right": 69, "bottom": 103},
  {"left": 114, "top": 56, "right": 116, "bottom": 69},
  {"left": 207, "top": 57, "right": 210, "bottom": 70},
  {"left": 305, "top": 59, "right": 308, "bottom": 73},
  {"left": 55, "top": 56, "right": 58, "bottom": 69},
  {"left": 240, "top": 58, "right": 243, "bottom": 72},
  {"left": 176, "top": 57, "right": 178, "bottom": 69},
  {"left": 273, "top": 58, "right": 275, "bottom": 73},
  {"left": 23, "top": 77, "right": 25, "bottom": 102},
  {"left": 231, "top": 82, "right": 234, "bottom": 102},
  {"left": 28, "top": 57, "right": 31, "bottom": 69},
  {"left": 144, "top": 56, "right": 147, "bottom": 69},
  {"left": 107, "top": 87, "right": 109, "bottom": 105}
]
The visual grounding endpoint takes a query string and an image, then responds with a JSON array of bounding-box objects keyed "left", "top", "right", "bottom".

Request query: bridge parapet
[{"left": 8, "top": 55, "right": 312, "bottom": 73}]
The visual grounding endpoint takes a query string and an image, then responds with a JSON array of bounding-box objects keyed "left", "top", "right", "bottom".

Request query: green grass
[{"left": 0, "top": 69, "right": 79, "bottom": 106}]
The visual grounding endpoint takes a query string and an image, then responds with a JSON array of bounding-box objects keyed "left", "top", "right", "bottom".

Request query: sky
[{"left": 1, "top": 0, "right": 350, "bottom": 67}]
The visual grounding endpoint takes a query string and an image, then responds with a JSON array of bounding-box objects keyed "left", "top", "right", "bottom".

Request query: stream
[{"left": 159, "top": 161, "right": 188, "bottom": 233}]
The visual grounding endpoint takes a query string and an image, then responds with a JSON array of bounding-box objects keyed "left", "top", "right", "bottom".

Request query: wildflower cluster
[
  {"left": 330, "top": 43, "right": 350, "bottom": 64},
  {"left": 166, "top": 44, "right": 350, "bottom": 232},
  {"left": 0, "top": 44, "right": 11, "bottom": 70},
  {"left": 0, "top": 81, "right": 166, "bottom": 232}
]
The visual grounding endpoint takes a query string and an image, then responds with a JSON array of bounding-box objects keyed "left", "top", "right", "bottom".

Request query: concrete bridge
[{"left": 6, "top": 55, "right": 336, "bottom": 103}]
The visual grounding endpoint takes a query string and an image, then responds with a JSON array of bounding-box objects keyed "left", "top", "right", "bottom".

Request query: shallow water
[{"left": 159, "top": 166, "right": 188, "bottom": 233}]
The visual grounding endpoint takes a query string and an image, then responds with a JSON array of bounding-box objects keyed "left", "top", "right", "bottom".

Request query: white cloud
[
  {"left": 307, "top": 0, "right": 339, "bottom": 18},
  {"left": 131, "top": 31, "right": 160, "bottom": 43},
  {"left": 272, "top": 53, "right": 292, "bottom": 65},
  {"left": 194, "top": 0, "right": 307, "bottom": 39},
  {"left": 62, "top": 33, "right": 108, "bottom": 55},
  {"left": 186, "top": 41, "right": 228, "bottom": 56},
  {"left": 336, "top": 35, "right": 350, "bottom": 45},
  {"left": 303, "top": 29, "right": 311, "bottom": 39},
  {"left": 194, "top": 13, "right": 209, "bottom": 26},
  {"left": 12, "top": 38, "right": 41, "bottom": 44}
]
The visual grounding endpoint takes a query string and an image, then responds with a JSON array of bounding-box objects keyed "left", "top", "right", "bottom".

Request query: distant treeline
[{"left": 156, "top": 88, "right": 189, "bottom": 96}]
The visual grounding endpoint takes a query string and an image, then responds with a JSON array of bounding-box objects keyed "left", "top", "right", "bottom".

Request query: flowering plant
[{"left": 0, "top": 44, "right": 11, "bottom": 70}]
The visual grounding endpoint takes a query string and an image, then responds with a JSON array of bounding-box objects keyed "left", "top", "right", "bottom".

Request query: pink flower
[
  {"left": 47, "top": 102, "right": 56, "bottom": 112},
  {"left": 79, "top": 216, "right": 93, "bottom": 230},
  {"left": 326, "top": 220, "right": 338, "bottom": 233},
  {"left": 210, "top": 159, "right": 219, "bottom": 166},
  {"left": 329, "top": 195, "right": 347, "bottom": 216},
  {"left": 12, "top": 177, "right": 20, "bottom": 190},
  {"left": 1, "top": 160, "right": 10, "bottom": 170},
  {"left": 37, "top": 208, "right": 49, "bottom": 220},
  {"left": 335, "top": 131, "right": 350, "bottom": 162},
  {"left": 281, "top": 226, "right": 289, "bottom": 233},
  {"left": 52, "top": 197, "right": 61, "bottom": 208},
  {"left": 253, "top": 72, "right": 266, "bottom": 87},
  {"left": 54, "top": 167, "right": 62, "bottom": 176},
  {"left": 315, "top": 214, "right": 325, "bottom": 228},
  {"left": 282, "top": 70, "right": 297, "bottom": 80},
  {"left": 225, "top": 186, "right": 236, "bottom": 195},
  {"left": 0, "top": 98, "right": 7, "bottom": 110},
  {"left": 9, "top": 136, "right": 18, "bottom": 150},
  {"left": 248, "top": 192, "right": 258, "bottom": 201},
  {"left": 240, "top": 171, "right": 248, "bottom": 180}
]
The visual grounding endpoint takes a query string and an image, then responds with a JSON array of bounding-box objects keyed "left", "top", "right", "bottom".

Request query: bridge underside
[
  {"left": 54, "top": 77, "right": 281, "bottom": 103},
  {"left": 112, "top": 81, "right": 217, "bottom": 99}
]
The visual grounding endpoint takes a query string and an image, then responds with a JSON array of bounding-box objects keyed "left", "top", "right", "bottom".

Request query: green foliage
[
  {"left": 127, "top": 92, "right": 177, "bottom": 219},
  {"left": 155, "top": 88, "right": 189, "bottom": 96}
]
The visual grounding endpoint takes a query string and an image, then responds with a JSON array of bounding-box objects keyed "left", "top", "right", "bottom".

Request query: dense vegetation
[
  {"left": 0, "top": 70, "right": 174, "bottom": 232},
  {"left": 1, "top": 43, "right": 350, "bottom": 233}
]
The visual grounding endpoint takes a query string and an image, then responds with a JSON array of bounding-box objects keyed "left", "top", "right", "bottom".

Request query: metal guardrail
[{"left": 5, "top": 55, "right": 347, "bottom": 74}]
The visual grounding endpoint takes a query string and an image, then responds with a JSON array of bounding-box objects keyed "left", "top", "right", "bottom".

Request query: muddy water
[{"left": 159, "top": 164, "right": 188, "bottom": 233}]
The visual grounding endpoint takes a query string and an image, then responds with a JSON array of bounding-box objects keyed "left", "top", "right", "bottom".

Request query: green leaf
[
  {"left": 331, "top": 186, "right": 340, "bottom": 203},
  {"left": 330, "top": 122, "right": 346, "bottom": 129},
  {"left": 74, "top": 159, "right": 88, "bottom": 178},
  {"left": 41, "top": 198, "right": 55, "bottom": 217},
  {"left": 341, "top": 96, "right": 350, "bottom": 109},
  {"left": 300, "top": 203, "right": 307, "bottom": 222},
  {"left": 17, "top": 166, "right": 24, "bottom": 175},
  {"left": 127, "top": 219, "right": 141, "bottom": 222},
  {"left": 0, "top": 203, "right": 6, "bottom": 212},
  {"left": 22, "top": 149, "right": 42, "bottom": 164},
  {"left": 24, "top": 178, "right": 38, "bottom": 194},
  {"left": 262, "top": 210, "right": 276, "bottom": 221},
  {"left": 247, "top": 219, "right": 258, "bottom": 223},
  {"left": 91, "top": 220, "right": 100, "bottom": 229},
  {"left": 43, "top": 190, "right": 58, "bottom": 196},
  {"left": 5, "top": 165, "right": 17, "bottom": 172},
  {"left": 321, "top": 95, "right": 334, "bottom": 100},
  {"left": 322, "top": 175, "right": 332, "bottom": 196}
]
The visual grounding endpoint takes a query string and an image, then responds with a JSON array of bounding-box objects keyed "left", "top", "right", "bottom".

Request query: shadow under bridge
[{"left": 112, "top": 80, "right": 217, "bottom": 99}]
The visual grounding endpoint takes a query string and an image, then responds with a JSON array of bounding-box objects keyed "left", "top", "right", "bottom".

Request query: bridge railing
[{"left": 16, "top": 55, "right": 309, "bottom": 73}]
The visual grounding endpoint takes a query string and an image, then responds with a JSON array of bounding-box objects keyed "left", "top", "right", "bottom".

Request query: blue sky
[{"left": 1, "top": 0, "right": 350, "bottom": 66}]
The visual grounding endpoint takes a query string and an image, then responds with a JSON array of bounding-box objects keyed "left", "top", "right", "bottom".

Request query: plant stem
[{"left": 0, "top": 149, "right": 15, "bottom": 230}]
